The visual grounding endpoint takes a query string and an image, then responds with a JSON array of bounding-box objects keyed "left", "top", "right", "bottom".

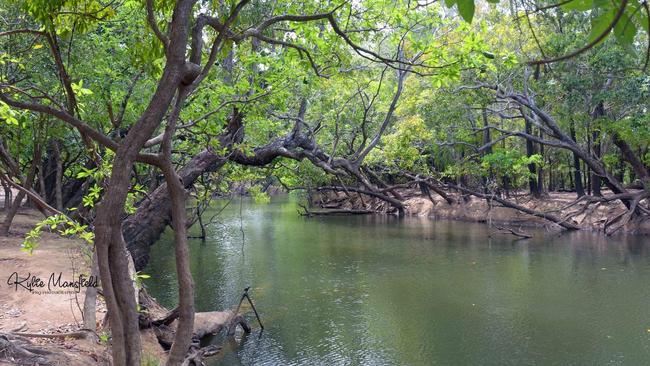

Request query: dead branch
[
  {"left": 492, "top": 226, "right": 533, "bottom": 239},
  {"left": 10, "top": 329, "right": 98, "bottom": 341},
  {"left": 445, "top": 183, "right": 580, "bottom": 230},
  {"left": 300, "top": 208, "right": 374, "bottom": 216}
]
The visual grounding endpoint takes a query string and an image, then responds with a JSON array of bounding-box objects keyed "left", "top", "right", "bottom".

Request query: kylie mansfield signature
[{"left": 6, "top": 272, "right": 98, "bottom": 293}]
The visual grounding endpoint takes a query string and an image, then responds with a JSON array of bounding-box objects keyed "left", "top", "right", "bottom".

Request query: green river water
[{"left": 146, "top": 195, "right": 650, "bottom": 366}]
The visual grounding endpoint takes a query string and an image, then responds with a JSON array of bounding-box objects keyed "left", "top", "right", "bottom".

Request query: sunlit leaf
[{"left": 456, "top": 0, "right": 475, "bottom": 23}]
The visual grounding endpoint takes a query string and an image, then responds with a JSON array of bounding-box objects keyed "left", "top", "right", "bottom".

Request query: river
[{"left": 146, "top": 194, "right": 650, "bottom": 365}]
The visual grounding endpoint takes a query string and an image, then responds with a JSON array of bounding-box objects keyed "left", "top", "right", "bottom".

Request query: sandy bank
[{"left": 316, "top": 188, "right": 650, "bottom": 235}]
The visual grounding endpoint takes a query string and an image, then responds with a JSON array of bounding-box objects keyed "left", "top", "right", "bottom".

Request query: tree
[{"left": 2, "top": 1, "right": 649, "bottom": 364}]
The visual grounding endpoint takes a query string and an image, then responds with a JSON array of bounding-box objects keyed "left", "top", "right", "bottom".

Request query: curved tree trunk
[
  {"left": 160, "top": 157, "right": 195, "bottom": 366},
  {"left": 569, "top": 122, "right": 585, "bottom": 197},
  {"left": 2, "top": 180, "right": 11, "bottom": 210},
  {"left": 1, "top": 144, "right": 40, "bottom": 235},
  {"left": 124, "top": 150, "right": 227, "bottom": 270}
]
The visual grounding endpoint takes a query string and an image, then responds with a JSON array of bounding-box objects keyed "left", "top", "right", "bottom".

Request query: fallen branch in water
[
  {"left": 443, "top": 183, "right": 580, "bottom": 230},
  {"left": 491, "top": 226, "right": 533, "bottom": 239},
  {"left": 182, "top": 344, "right": 221, "bottom": 366},
  {"left": 139, "top": 287, "right": 253, "bottom": 360},
  {"left": 300, "top": 208, "right": 374, "bottom": 216}
]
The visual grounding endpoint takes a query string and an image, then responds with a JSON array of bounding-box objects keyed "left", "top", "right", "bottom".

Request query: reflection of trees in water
[
  {"left": 569, "top": 230, "right": 649, "bottom": 271},
  {"left": 149, "top": 198, "right": 650, "bottom": 365}
]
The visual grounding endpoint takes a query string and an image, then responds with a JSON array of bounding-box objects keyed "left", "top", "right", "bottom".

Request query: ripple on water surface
[{"left": 146, "top": 195, "right": 650, "bottom": 366}]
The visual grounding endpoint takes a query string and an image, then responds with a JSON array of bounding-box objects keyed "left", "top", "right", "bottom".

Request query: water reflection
[{"left": 146, "top": 195, "right": 650, "bottom": 366}]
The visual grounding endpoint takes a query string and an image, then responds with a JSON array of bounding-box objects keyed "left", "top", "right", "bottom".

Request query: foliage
[
  {"left": 248, "top": 185, "right": 271, "bottom": 204},
  {"left": 368, "top": 115, "right": 433, "bottom": 172},
  {"left": 481, "top": 150, "right": 543, "bottom": 187},
  {"left": 23, "top": 214, "right": 93, "bottom": 253}
]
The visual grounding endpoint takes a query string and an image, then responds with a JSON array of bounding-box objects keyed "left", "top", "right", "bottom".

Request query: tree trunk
[
  {"left": 548, "top": 161, "right": 554, "bottom": 192},
  {"left": 481, "top": 108, "right": 493, "bottom": 193},
  {"left": 537, "top": 128, "right": 545, "bottom": 195},
  {"left": 82, "top": 251, "right": 99, "bottom": 331},
  {"left": 52, "top": 140, "right": 64, "bottom": 210},
  {"left": 2, "top": 181, "right": 11, "bottom": 210},
  {"left": 569, "top": 122, "right": 585, "bottom": 197},
  {"left": 612, "top": 132, "right": 650, "bottom": 188},
  {"left": 94, "top": 183, "right": 142, "bottom": 366},
  {"left": 161, "top": 159, "right": 195, "bottom": 366},
  {"left": 591, "top": 129, "right": 602, "bottom": 196},
  {"left": 567, "top": 157, "right": 574, "bottom": 190},
  {"left": 92, "top": 1, "right": 198, "bottom": 360},
  {"left": 1, "top": 145, "right": 40, "bottom": 235},
  {"left": 525, "top": 117, "right": 540, "bottom": 197},
  {"left": 38, "top": 165, "right": 46, "bottom": 203},
  {"left": 124, "top": 150, "right": 227, "bottom": 271},
  {"left": 482, "top": 108, "right": 492, "bottom": 155},
  {"left": 1, "top": 191, "right": 25, "bottom": 235},
  {"left": 590, "top": 102, "right": 604, "bottom": 197}
]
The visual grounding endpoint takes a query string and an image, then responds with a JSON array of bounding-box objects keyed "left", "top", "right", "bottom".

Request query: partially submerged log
[
  {"left": 193, "top": 311, "right": 251, "bottom": 338},
  {"left": 182, "top": 345, "right": 221, "bottom": 366},
  {"left": 150, "top": 311, "right": 251, "bottom": 351},
  {"left": 139, "top": 289, "right": 251, "bottom": 354}
]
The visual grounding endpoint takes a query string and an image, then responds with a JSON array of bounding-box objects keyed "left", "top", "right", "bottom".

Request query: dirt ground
[
  {"left": 0, "top": 190, "right": 169, "bottom": 365},
  {"left": 0, "top": 192, "right": 221, "bottom": 365},
  {"left": 0, "top": 194, "right": 112, "bottom": 365},
  {"left": 0, "top": 209, "right": 95, "bottom": 332}
]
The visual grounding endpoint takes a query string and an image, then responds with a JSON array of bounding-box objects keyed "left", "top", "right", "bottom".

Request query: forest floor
[
  {"left": 316, "top": 188, "right": 650, "bottom": 235},
  {"left": 0, "top": 191, "right": 248, "bottom": 365},
  {"left": 0, "top": 204, "right": 111, "bottom": 365},
  {"left": 0, "top": 203, "right": 168, "bottom": 365}
]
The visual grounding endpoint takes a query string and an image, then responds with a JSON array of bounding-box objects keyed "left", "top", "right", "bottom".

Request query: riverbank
[
  {"left": 0, "top": 206, "right": 110, "bottom": 365},
  {"left": 314, "top": 188, "right": 650, "bottom": 235},
  {"left": 0, "top": 199, "right": 244, "bottom": 365},
  {"left": 0, "top": 205, "right": 171, "bottom": 365}
]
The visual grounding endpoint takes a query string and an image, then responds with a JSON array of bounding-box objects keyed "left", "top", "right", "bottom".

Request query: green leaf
[
  {"left": 588, "top": 9, "right": 616, "bottom": 44},
  {"left": 614, "top": 11, "right": 636, "bottom": 45},
  {"left": 444, "top": 0, "right": 456, "bottom": 7},
  {"left": 456, "top": 0, "right": 475, "bottom": 23},
  {"left": 561, "top": 0, "right": 593, "bottom": 11}
]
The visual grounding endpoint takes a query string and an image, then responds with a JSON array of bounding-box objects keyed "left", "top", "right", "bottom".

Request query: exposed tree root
[
  {"left": 604, "top": 191, "right": 648, "bottom": 235},
  {"left": 445, "top": 183, "right": 581, "bottom": 230},
  {"left": 310, "top": 186, "right": 405, "bottom": 216},
  {"left": 0, "top": 333, "right": 51, "bottom": 365},
  {"left": 10, "top": 329, "right": 98, "bottom": 341},
  {"left": 312, "top": 179, "right": 650, "bottom": 234}
]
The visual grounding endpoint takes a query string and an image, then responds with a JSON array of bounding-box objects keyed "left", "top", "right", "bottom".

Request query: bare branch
[
  {"left": 146, "top": 0, "right": 169, "bottom": 48},
  {"left": 0, "top": 29, "right": 45, "bottom": 37}
]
